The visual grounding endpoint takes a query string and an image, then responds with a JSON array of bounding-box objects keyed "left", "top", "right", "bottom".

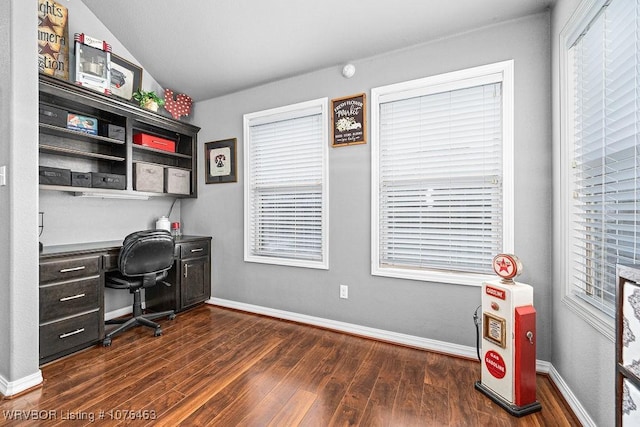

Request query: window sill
[
  {"left": 244, "top": 254, "right": 328, "bottom": 270},
  {"left": 372, "top": 265, "right": 495, "bottom": 287}
]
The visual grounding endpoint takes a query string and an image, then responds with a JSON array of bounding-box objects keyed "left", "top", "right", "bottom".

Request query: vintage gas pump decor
[{"left": 475, "top": 254, "right": 542, "bottom": 416}]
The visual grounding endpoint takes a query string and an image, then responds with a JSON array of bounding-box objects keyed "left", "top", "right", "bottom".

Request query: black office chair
[{"left": 103, "top": 229, "right": 176, "bottom": 346}]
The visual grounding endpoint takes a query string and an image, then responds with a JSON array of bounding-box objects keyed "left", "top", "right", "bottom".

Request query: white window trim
[
  {"left": 243, "top": 98, "right": 330, "bottom": 270},
  {"left": 559, "top": 0, "right": 615, "bottom": 341},
  {"left": 370, "top": 60, "right": 514, "bottom": 286}
]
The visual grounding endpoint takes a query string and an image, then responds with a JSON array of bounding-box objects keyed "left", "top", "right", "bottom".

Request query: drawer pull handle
[
  {"left": 59, "top": 293, "right": 86, "bottom": 302},
  {"left": 190, "top": 248, "right": 204, "bottom": 253},
  {"left": 59, "top": 266, "right": 86, "bottom": 273},
  {"left": 59, "top": 328, "right": 84, "bottom": 339}
]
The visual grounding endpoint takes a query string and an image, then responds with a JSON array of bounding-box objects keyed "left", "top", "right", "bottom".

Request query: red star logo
[{"left": 496, "top": 257, "right": 511, "bottom": 273}]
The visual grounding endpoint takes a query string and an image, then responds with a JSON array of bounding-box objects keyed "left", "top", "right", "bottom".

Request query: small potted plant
[{"left": 132, "top": 89, "right": 165, "bottom": 112}]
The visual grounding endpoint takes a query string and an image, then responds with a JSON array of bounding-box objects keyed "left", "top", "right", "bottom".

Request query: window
[
  {"left": 371, "top": 61, "right": 514, "bottom": 286},
  {"left": 244, "top": 98, "right": 329, "bottom": 269},
  {"left": 561, "top": 0, "right": 640, "bottom": 330}
]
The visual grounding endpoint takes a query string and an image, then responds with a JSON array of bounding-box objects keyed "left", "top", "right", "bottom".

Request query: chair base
[{"left": 103, "top": 310, "right": 175, "bottom": 346}]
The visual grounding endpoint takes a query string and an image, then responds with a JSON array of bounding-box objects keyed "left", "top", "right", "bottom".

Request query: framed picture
[
  {"left": 205, "top": 138, "right": 237, "bottom": 184},
  {"left": 331, "top": 93, "right": 366, "bottom": 147},
  {"left": 110, "top": 54, "right": 142, "bottom": 101}
]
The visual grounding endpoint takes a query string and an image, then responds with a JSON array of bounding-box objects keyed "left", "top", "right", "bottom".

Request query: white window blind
[
  {"left": 569, "top": 0, "right": 640, "bottom": 316},
  {"left": 372, "top": 62, "right": 513, "bottom": 285},
  {"left": 244, "top": 99, "right": 328, "bottom": 269}
]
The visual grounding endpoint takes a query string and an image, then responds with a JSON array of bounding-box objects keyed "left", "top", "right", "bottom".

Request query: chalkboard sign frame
[{"left": 331, "top": 93, "right": 366, "bottom": 147}]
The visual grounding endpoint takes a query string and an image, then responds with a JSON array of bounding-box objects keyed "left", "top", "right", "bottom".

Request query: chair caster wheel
[
  {"left": 169, "top": 313, "right": 176, "bottom": 320},
  {"left": 103, "top": 338, "right": 112, "bottom": 347},
  {"left": 154, "top": 328, "right": 163, "bottom": 337}
]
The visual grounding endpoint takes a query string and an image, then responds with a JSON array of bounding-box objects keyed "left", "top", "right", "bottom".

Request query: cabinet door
[
  {"left": 180, "top": 256, "right": 210, "bottom": 310},
  {"left": 144, "top": 264, "right": 180, "bottom": 312}
]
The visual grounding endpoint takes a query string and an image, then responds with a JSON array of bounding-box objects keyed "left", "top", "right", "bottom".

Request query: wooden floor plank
[
  {"left": 0, "top": 305, "right": 581, "bottom": 427},
  {"left": 267, "top": 389, "right": 317, "bottom": 427},
  {"left": 392, "top": 347, "right": 428, "bottom": 425},
  {"left": 299, "top": 336, "right": 374, "bottom": 426},
  {"left": 359, "top": 344, "right": 404, "bottom": 426}
]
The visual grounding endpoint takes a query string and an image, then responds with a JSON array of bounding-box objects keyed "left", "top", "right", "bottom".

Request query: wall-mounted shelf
[
  {"left": 132, "top": 144, "right": 193, "bottom": 159},
  {"left": 39, "top": 123, "right": 126, "bottom": 145},
  {"left": 39, "top": 144, "right": 126, "bottom": 162},
  {"left": 38, "top": 74, "right": 200, "bottom": 198}
]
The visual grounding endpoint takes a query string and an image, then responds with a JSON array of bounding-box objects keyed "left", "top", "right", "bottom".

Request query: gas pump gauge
[{"left": 492, "top": 254, "right": 522, "bottom": 283}]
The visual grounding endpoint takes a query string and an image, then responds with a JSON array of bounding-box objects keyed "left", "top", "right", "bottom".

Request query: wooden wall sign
[
  {"left": 38, "top": 0, "right": 69, "bottom": 80},
  {"left": 331, "top": 93, "right": 366, "bottom": 147}
]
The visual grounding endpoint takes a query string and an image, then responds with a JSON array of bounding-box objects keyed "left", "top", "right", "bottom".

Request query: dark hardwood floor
[{"left": 1, "top": 305, "right": 580, "bottom": 426}]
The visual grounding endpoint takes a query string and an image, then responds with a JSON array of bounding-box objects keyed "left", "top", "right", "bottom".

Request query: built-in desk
[{"left": 39, "top": 235, "right": 211, "bottom": 364}]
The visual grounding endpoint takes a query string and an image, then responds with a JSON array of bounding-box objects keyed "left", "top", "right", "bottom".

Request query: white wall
[
  {"left": 0, "top": 0, "right": 41, "bottom": 395},
  {"left": 185, "top": 12, "right": 553, "bottom": 358},
  {"left": 551, "top": 0, "right": 613, "bottom": 425}
]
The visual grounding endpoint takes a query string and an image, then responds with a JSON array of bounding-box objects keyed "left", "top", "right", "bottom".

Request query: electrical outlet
[{"left": 340, "top": 284, "right": 348, "bottom": 299}]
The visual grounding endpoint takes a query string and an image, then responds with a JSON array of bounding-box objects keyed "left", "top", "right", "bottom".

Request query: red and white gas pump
[{"left": 474, "top": 254, "right": 542, "bottom": 416}]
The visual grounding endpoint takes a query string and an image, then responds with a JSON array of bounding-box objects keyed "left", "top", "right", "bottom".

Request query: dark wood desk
[{"left": 39, "top": 235, "right": 211, "bottom": 364}]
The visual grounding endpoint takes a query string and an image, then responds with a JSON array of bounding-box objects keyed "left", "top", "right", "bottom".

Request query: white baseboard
[
  {"left": 209, "top": 297, "right": 548, "bottom": 365},
  {"left": 0, "top": 370, "right": 43, "bottom": 397},
  {"left": 209, "top": 297, "right": 476, "bottom": 358},
  {"left": 104, "top": 306, "right": 133, "bottom": 321},
  {"left": 208, "top": 298, "right": 590, "bottom": 423},
  {"left": 548, "top": 364, "right": 596, "bottom": 427}
]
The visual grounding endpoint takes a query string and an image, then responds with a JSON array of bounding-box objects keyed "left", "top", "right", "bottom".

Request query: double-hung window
[
  {"left": 371, "top": 61, "right": 514, "bottom": 285},
  {"left": 244, "top": 98, "right": 329, "bottom": 269},
  {"left": 561, "top": 0, "right": 640, "bottom": 331}
]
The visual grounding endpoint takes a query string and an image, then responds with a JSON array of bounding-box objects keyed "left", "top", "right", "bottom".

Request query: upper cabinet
[{"left": 38, "top": 74, "right": 200, "bottom": 198}]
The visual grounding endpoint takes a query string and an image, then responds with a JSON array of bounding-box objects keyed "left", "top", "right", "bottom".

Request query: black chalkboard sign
[{"left": 331, "top": 93, "right": 366, "bottom": 147}]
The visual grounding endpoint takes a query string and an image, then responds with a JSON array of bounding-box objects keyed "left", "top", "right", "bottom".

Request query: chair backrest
[{"left": 118, "top": 230, "right": 175, "bottom": 277}]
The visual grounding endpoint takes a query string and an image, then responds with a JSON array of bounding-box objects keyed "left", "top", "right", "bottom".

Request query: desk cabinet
[
  {"left": 39, "top": 236, "right": 210, "bottom": 364},
  {"left": 146, "top": 237, "right": 211, "bottom": 313},
  {"left": 39, "top": 252, "right": 105, "bottom": 364}
]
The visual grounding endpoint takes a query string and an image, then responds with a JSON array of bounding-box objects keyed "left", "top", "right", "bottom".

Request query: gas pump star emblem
[
  {"left": 496, "top": 257, "right": 512, "bottom": 273},
  {"left": 492, "top": 254, "right": 522, "bottom": 281}
]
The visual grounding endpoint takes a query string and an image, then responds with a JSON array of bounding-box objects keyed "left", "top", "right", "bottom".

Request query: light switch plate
[{"left": 0, "top": 166, "right": 6, "bottom": 186}]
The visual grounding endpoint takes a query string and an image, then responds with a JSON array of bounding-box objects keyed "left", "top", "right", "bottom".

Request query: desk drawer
[
  {"left": 40, "top": 255, "right": 100, "bottom": 283},
  {"left": 40, "top": 311, "right": 100, "bottom": 360},
  {"left": 40, "top": 277, "right": 100, "bottom": 323},
  {"left": 179, "top": 241, "right": 209, "bottom": 258}
]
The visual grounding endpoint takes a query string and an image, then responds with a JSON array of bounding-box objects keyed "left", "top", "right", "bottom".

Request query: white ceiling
[{"left": 81, "top": 0, "right": 553, "bottom": 102}]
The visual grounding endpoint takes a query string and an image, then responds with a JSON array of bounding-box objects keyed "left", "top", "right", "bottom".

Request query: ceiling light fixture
[{"left": 342, "top": 63, "right": 356, "bottom": 79}]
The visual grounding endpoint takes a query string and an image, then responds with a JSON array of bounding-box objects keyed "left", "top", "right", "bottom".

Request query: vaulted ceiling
[{"left": 81, "top": 0, "right": 553, "bottom": 101}]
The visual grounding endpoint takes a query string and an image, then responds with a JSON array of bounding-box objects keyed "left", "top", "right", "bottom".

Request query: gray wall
[
  {"left": 0, "top": 0, "right": 40, "bottom": 389},
  {"left": 184, "top": 12, "right": 552, "bottom": 358},
  {"left": 551, "top": 0, "right": 613, "bottom": 425},
  {"left": 0, "top": 0, "right": 10, "bottom": 385}
]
